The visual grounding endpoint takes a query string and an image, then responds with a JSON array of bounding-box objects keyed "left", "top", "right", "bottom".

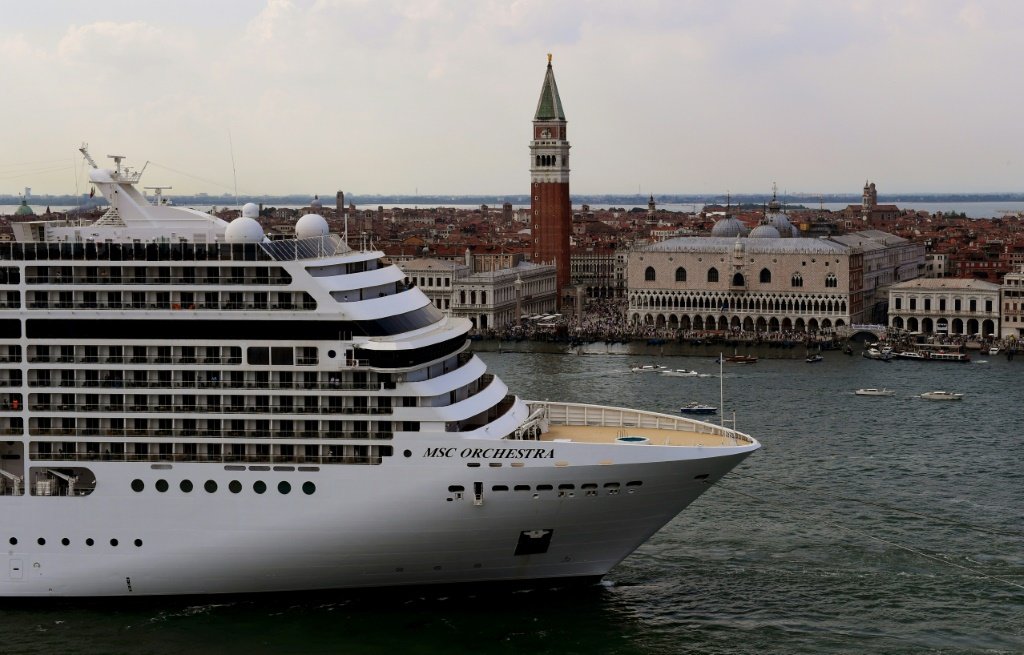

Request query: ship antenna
[
  {"left": 719, "top": 353, "right": 724, "bottom": 427},
  {"left": 228, "top": 128, "right": 239, "bottom": 210}
]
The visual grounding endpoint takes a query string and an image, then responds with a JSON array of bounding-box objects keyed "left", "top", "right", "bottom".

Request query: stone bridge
[{"left": 837, "top": 324, "right": 888, "bottom": 342}]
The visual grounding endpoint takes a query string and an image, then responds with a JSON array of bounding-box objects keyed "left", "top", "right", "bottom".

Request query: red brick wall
[{"left": 531, "top": 181, "right": 571, "bottom": 295}]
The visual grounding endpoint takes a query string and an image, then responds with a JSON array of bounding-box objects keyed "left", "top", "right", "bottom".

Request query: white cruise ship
[{"left": 0, "top": 148, "right": 759, "bottom": 597}]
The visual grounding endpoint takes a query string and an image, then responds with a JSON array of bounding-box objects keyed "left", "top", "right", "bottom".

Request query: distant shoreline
[{"left": 3, "top": 192, "right": 1024, "bottom": 208}]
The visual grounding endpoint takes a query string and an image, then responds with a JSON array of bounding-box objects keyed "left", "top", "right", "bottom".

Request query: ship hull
[{"left": 0, "top": 438, "right": 752, "bottom": 597}]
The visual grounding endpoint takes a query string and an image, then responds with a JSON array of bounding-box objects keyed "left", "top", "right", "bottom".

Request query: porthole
[
  {"left": 37, "top": 538, "right": 45, "bottom": 546},
  {"left": 229, "top": 480, "right": 242, "bottom": 494},
  {"left": 302, "top": 481, "right": 315, "bottom": 495},
  {"left": 85, "top": 538, "right": 94, "bottom": 547},
  {"left": 131, "top": 479, "right": 144, "bottom": 492},
  {"left": 110, "top": 538, "right": 119, "bottom": 547},
  {"left": 134, "top": 539, "right": 143, "bottom": 548},
  {"left": 403, "top": 450, "right": 412, "bottom": 458},
  {"left": 179, "top": 479, "right": 193, "bottom": 493},
  {"left": 8, "top": 537, "right": 16, "bottom": 546},
  {"left": 61, "top": 538, "right": 70, "bottom": 546},
  {"left": 253, "top": 480, "right": 266, "bottom": 494},
  {"left": 278, "top": 481, "right": 291, "bottom": 495},
  {"left": 204, "top": 480, "right": 218, "bottom": 493},
  {"left": 327, "top": 350, "right": 336, "bottom": 358},
  {"left": 156, "top": 479, "right": 169, "bottom": 492}
]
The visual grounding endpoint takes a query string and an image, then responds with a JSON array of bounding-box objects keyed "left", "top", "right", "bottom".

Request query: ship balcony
[
  {"left": 29, "top": 451, "right": 387, "bottom": 466},
  {"left": 29, "top": 427, "right": 394, "bottom": 441}
]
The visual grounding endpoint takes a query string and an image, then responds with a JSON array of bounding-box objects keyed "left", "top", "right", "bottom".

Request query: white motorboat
[
  {"left": 920, "top": 391, "right": 964, "bottom": 401},
  {"left": 854, "top": 388, "right": 895, "bottom": 397},
  {"left": 661, "top": 368, "right": 699, "bottom": 377}
]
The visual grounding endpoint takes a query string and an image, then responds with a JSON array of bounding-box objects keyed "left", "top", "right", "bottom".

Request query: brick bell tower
[{"left": 530, "top": 54, "right": 571, "bottom": 304}]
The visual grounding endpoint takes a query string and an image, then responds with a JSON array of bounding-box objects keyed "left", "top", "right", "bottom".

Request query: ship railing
[
  {"left": 28, "top": 451, "right": 387, "bottom": 465},
  {"left": 525, "top": 400, "right": 756, "bottom": 445},
  {"left": 26, "top": 274, "right": 292, "bottom": 286},
  {"left": 23, "top": 300, "right": 313, "bottom": 313},
  {"left": 28, "top": 428, "right": 394, "bottom": 440},
  {"left": 28, "top": 402, "right": 394, "bottom": 415},
  {"left": 26, "top": 379, "right": 382, "bottom": 391}
]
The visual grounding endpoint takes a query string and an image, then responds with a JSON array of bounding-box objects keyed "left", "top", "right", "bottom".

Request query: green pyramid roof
[{"left": 534, "top": 59, "right": 565, "bottom": 121}]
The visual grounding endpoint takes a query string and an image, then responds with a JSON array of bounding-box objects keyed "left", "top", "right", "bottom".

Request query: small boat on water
[
  {"left": 806, "top": 354, "right": 823, "bottom": 363},
  {"left": 855, "top": 388, "right": 895, "bottom": 397},
  {"left": 894, "top": 348, "right": 970, "bottom": 362},
  {"left": 680, "top": 402, "right": 717, "bottom": 415},
  {"left": 862, "top": 347, "right": 893, "bottom": 361},
  {"left": 631, "top": 364, "right": 667, "bottom": 373},
  {"left": 989, "top": 346, "right": 1000, "bottom": 355},
  {"left": 661, "top": 368, "right": 699, "bottom": 377},
  {"left": 725, "top": 355, "right": 758, "bottom": 364},
  {"left": 920, "top": 390, "right": 964, "bottom": 401}
]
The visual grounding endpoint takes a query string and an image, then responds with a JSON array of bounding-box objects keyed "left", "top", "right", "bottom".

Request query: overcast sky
[{"left": 2, "top": 0, "right": 1021, "bottom": 197}]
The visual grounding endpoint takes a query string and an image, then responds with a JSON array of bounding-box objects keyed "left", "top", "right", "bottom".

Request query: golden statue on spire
[{"left": 547, "top": 53, "right": 552, "bottom": 64}]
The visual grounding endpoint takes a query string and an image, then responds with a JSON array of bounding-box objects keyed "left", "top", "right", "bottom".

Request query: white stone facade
[
  {"left": 627, "top": 237, "right": 864, "bottom": 333},
  {"left": 395, "top": 259, "right": 469, "bottom": 313},
  {"left": 451, "top": 261, "right": 557, "bottom": 331},
  {"left": 1000, "top": 270, "right": 1024, "bottom": 338},
  {"left": 888, "top": 278, "right": 1000, "bottom": 337}
]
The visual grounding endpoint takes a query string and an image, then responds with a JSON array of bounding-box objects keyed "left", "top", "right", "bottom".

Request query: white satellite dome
[
  {"left": 295, "top": 213, "right": 330, "bottom": 239},
  {"left": 241, "top": 202, "right": 259, "bottom": 218},
  {"left": 225, "top": 216, "right": 265, "bottom": 243}
]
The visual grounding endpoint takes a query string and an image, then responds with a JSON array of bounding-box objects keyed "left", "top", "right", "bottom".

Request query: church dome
[
  {"left": 711, "top": 216, "right": 747, "bottom": 238},
  {"left": 14, "top": 199, "right": 34, "bottom": 217},
  {"left": 748, "top": 224, "right": 781, "bottom": 239},
  {"left": 310, "top": 195, "right": 323, "bottom": 210},
  {"left": 766, "top": 211, "right": 792, "bottom": 232}
]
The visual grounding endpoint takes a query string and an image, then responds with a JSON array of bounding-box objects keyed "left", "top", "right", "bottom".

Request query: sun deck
[
  {"left": 539, "top": 424, "right": 741, "bottom": 447},
  {"left": 524, "top": 400, "right": 756, "bottom": 448}
]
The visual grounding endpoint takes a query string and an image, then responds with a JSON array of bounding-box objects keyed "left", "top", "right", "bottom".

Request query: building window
[
  {"left": 791, "top": 274, "right": 802, "bottom": 288},
  {"left": 645, "top": 267, "right": 656, "bottom": 282},
  {"left": 759, "top": 268, "right": 771, "bottom": 284},
  {"left": 675, "top": 267, "right": 686, "bottom": 282},
  {"left": 895, "top": 297, "right": 902, "bottom": 310},
  {"left": 910, "top": 298, "right": 916, "bottom": 310},
  {"left": 825, "top": 273, "right": 837, "bottom": 288},
  {"left": 970, "top": 299, "right": 977, "bottom": 312},
  {"left": 732, "top": 273, "right": 744, "bottom": 286},
  {"left": 707, "top": 268, "right": 719, "bottom": 283}
]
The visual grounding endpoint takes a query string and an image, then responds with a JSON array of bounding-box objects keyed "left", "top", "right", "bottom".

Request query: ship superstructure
[{"left": 0, "top": 149, "right": 758, "bottom": 596}]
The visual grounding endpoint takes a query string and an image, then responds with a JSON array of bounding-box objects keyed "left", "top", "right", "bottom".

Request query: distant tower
[
  {"left": 647, "top": 194, "right": 656, "bottom": 224},
  {"left": 336, "top": 191, "right": 344, "bottom": 218},
  {"left": 862, "top": 180, "right": 877, "bottom": 220},
  {"left": 530, "top": 53, "right": 571, "bottom": 303}
]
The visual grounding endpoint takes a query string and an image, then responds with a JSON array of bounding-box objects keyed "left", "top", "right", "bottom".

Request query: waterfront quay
[{"left": 472, "top": 332, "right": 840, "bottom": 358}]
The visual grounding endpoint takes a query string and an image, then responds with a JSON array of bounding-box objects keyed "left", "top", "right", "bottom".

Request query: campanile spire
[{"left": 530, "top": 54, "right": 572, "bottom": 303}]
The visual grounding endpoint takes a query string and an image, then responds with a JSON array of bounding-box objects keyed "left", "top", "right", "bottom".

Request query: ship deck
[
  {"left": 523, "top": 401, "right": 755, "bottom": 449},
  {"left": 539, "top": 424, "right": 740, "bottom": 448}
]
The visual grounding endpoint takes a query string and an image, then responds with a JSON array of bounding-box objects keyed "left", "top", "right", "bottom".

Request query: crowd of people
[{"left": 484, "top": 298, "right": 844, "bottom": 347}]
